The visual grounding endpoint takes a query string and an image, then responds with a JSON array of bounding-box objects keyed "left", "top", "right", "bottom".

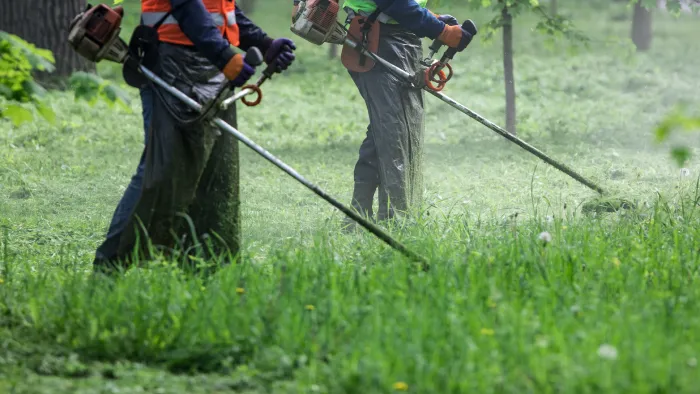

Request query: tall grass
[{"left": 3, "top": 188, "right": 700, "bottom": 392}]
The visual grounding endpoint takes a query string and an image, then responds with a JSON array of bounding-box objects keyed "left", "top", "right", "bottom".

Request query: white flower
[
  {"left": 538, "top": 231, "right": 552, "bottom": 244},
  {"left": 570, "top": 305, "right": 581, "bottom": 315},
  {"left": 688, "top": 357, "right": 697, "bottom": 368},
  {"left": 680, "top": 168, "right": 691, "bottom": 177},
  {"left": 597, "top": 344, "right": 618, "bottom": 360}
]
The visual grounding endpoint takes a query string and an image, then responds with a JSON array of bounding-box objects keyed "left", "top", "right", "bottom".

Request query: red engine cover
[
  {"left": 307, "top": 0, "right": 339, "bottom": 30},
  {"left": 84, "top": 4, "right": 123, "bottom": 45}
]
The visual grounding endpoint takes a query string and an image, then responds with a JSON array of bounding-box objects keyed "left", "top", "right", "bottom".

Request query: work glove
[
  {"left": 223, "top": 53, "right": 257, "bottom": 88},
  {"left": 438, "top": 24, "right": 474, "bottom": 52},
  {"left": 436, "top": 14, "right": 458, "bottom": 26},
  {"left": 265, "top": 38, "right": 297, "bottom": 72}
]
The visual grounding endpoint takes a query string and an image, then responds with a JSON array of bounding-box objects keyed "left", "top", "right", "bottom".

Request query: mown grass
[{"left": 1, "top": 0, "right": 700, "bottom": 392}]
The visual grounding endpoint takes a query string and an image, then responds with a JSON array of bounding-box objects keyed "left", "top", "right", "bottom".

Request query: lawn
[{"left": 1, "top": 0, "right": 700, "bottom": 392}]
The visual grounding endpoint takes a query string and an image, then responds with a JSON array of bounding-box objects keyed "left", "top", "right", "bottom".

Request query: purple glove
[
  {"left": 230, "top": 55, "right": 257, "bottom": 88},
  {"left": 437, "top": 14, "right": 459, "bottom": 26},
  {"left": 265, "top": 38, "right": 297, "bottom": 72}
]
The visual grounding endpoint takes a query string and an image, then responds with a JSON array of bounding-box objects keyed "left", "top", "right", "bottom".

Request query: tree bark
[
  {"left": 0, "top": 0, "right": 95, "bottom": 86},
  {"left": 502, "top": 4, "right": 517, "bottom": 135},
  {"left": 632, "top": 1, "right": 653, "bottom": 51}
]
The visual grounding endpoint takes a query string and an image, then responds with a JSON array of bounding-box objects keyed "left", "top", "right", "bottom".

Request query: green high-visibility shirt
[
  {"left": 344, "top": 0, "right": 429, "bottom": 15},
  {"left": 344, "top": 0, "right": 430, "bottom": 25}
]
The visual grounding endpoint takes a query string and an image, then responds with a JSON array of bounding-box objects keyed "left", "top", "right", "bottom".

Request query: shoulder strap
[{"left": 140, "top": 1, "right": 190, "bottom": 28}]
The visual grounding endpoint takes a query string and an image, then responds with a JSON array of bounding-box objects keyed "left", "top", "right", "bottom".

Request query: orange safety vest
[{"left": 141, "top": 0, "right": 240, "bottom": 47}]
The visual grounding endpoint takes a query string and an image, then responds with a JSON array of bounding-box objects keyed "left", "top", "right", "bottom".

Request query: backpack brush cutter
[
  {"left": 291, "top": 0, "right": 607, "bottom": 196},
  {"left": 67, "top": 3, "right": 430, "bottom": 269}
]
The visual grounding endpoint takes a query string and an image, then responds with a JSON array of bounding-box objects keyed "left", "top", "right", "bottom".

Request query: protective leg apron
[
  {"left": 94, "top": 42, "right": 241, "bottom": 269},
  {"left": 348, "top": 24, "right": 425, "bottom": 221}
]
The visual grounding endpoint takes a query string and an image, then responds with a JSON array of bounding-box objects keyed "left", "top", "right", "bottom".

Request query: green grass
[{"left": 2, "top": 0, "right": 700, "bottom": 392}]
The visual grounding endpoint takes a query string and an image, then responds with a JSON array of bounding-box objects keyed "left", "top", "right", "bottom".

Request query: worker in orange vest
[{"left": 93, "top": 0, "right": 296, "bottom": 273}]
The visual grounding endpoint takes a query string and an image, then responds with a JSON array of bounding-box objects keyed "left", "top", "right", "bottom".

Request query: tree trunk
[
  {"left": 502, "top": 4, "right": 517, "bottom": 135},
  {"left": 329, "top": 44, "right": 339, "bottom": 59},
  {"left": 550, "top": 0, "right": 558, "bottom": 15},
  {"left": 0, "top": 0, "right": 95, "bottom": 86},
  {"left": 632, "top": 1, "right": 653, "bottom": 51}
]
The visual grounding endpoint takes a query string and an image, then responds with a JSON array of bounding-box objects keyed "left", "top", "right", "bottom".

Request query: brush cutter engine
[
  {"left": 291, "top": 0, "right": 347, "bottom": 45},
  {"left": 68, "top": 3, "right": 129, "bottom": 64}
]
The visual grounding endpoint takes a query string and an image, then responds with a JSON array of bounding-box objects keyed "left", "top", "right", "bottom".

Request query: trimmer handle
[
  {"left": 440, "top": 19, "right": 478, "bottom": 64},
  {"left": 245, "top": 47, "right": 264, "bottom": 67}
]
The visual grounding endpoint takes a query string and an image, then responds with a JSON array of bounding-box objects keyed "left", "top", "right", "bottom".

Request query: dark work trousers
[
  {"left": 348, "top": 24, "right": 425, "bottom": 221},
  {"left": 93, "top": 42, "right": 241, "bottom": 270},
  {"left": 93, "top": 87, "right": 153, "bottom": 265}
]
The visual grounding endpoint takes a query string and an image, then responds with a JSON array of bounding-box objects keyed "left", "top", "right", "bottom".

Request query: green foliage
[
  {"left": 1, "top": 27, "right": 130, "bottom": 128},
  {"left": 633, "top": 0, "right": 700, "bottom": 15},
  {"left": 459, "top": 0, "right": 588, "bottom": 45},
  {"left": 68, "top": 72, "right": 132, "bottom": 110},
  {"left": 634, "top": 0, "right": 682, "bottom": 14},
  {"left": 655, "top": 106, "right": 700, "bottom": 166},
  {"left": 0, "top": 31, "right": 56, "bottom": 125}
]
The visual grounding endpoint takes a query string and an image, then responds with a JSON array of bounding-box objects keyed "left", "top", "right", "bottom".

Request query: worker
[
  {"left": 93, "top": 1, "right": 296, "bottom": 272},
  {"left": 293, "top": 0, "right": 471, "bottom": 228}
]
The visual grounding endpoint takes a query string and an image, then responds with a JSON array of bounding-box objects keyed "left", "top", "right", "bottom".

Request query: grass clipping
[{"left": 581, "top": 195, "right": 637, "bottom": 215}]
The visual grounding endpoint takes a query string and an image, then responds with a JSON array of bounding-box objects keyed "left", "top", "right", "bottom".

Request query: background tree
[
  {"left": 0, "top": 0, "right": 95, "bottom": 85},
  {"left": 461, "top": 0, "right": 587, "bottom": 135},
  {"left": 631, "top": 1, "right": 697, "bottom": 52},
  {"left": 631, "top": 0, "right": 654, "bottom": 51}
]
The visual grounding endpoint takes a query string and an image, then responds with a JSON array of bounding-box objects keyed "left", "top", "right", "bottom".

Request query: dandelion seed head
[
  {"left": 597, "top": 344, "right": 618, "bottom": 360},
  {"left": 538, "top": 231, "right": 552, "bottom": 243}
]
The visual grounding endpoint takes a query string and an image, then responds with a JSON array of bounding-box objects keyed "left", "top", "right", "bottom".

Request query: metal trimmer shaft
[
  {"left": 342, "top": 37, "right": 606, "bottom": 195},
  {"left": 139, "top": 65, "right": 429, "bottom": 268}
]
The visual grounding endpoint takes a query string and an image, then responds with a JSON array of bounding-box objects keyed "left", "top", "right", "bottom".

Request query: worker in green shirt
[{"left": 295, "top": 0, "right": 472, "bottom": 228}]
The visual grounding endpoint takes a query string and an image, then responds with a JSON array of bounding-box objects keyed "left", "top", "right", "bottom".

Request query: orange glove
[
  {"left": 439, "top": 24, "right": 468, "bottom": 50},
  {"left": 222, "top": 54, "right": 256, "bottom": 88},
  {"left": 223, "top": 53, "right": 245, "bottom": 80}
]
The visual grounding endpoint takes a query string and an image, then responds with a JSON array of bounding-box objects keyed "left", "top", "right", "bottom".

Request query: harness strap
[{"left": 358, "top": 9, "right": 381, "bottom": 66}]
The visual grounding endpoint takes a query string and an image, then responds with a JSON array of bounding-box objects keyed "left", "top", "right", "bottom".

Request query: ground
[{"left": 1, "top": 1, "right": 700, "bottom": 392}]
